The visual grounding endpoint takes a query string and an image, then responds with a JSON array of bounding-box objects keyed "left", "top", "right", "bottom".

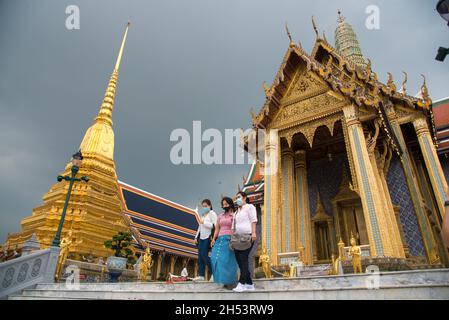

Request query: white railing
[{"left": 0, "top": 246, "right": 60, "bottom": 299}]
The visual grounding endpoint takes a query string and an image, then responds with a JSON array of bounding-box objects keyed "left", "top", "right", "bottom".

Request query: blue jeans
[{"left": 198, "top": 238, "right": 212, "bottom": 277}]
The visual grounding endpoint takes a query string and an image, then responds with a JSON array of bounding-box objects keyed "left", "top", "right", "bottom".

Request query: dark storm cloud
[{"left": 0, "top": 0, "right": 447, "bottom": 241}]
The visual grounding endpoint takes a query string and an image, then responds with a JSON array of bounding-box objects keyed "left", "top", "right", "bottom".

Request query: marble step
[
  {"left": 32, "top": 268, "right": 449, "bottom": 292},
  {"left": 8, "top": 269, "right": 449, "bottom": 300},
  {"left": 9, "top": 284, "right": 449, "bottom": 300}
]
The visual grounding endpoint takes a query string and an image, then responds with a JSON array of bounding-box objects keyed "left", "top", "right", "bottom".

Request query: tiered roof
[{"left": 118, "top": 181, "right": 199, "bottom": 258}]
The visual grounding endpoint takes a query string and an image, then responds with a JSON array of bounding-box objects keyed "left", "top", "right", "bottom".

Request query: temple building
[
  {"left": 3, "top": 23, "right": 200, "bottom": 278},
  {"left": 247, "top": 13, "right": 449, "bottom": 268}
]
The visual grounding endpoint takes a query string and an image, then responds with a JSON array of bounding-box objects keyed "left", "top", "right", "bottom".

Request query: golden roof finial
[
  {"left": 263, "top": 81, "right": 272, "bottom": 99},
  {"left": 400, "top": 71, "right": 408, "bottom": 94},
  {"left": 285, "top": 22, "right": 295, "bottom": 48},
  {"left": 312, "top": 16, "right": 320, "bottom": 38},
  {"left": 365, "top": 58, "right": 372, "bottom": 73},
  {"left": 419, "top": 74, "right": 431, "bottom": 108},
  {"left": 387, "top": 72, "right": 396, "bottom": 92}
]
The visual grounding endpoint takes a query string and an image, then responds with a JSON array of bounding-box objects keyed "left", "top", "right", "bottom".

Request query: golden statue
[
  {"left": 328, "top": 253, "right": 340, "bottom": 275},
  {"left": 348, "top": 233, "right": 362, "bottom": 273},
  {"left": 337, "top": 237, "right": 346, "bottom": 261},
  {"left": 289, "top": 263, "right": 296, "bottom": 278},
  {"left": 139, "top": 246, "right": 154, "bottom": 281},
  {"left": 55, "top": 230, "right": 73, "bottom": 281},
  {"left": 258, "top": 247, "right": 272, "bottom": 278}
]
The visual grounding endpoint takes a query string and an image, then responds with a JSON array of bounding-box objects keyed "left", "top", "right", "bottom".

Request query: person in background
[
  {"left": 193, "top": 199, "right": 217, "bottom": 281},
  {"left": 232, "top": 191, "right": 258, "bottom": 292},
  {"left": 443, "top": 190, "right": 449, "bottom": 247},
  {"left": 210, "top": 197, "right": 239, "bottom": 289}
]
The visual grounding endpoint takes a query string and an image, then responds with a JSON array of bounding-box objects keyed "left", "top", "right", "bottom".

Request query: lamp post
[
  {"left": 51, "top": 150, "right": 89, "bottom": 247},
  {"left": 436, "top": 0, "right": 449, "bottom": 61}
]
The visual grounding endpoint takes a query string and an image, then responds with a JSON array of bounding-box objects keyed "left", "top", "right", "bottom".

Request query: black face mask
[{"left": 222, "top": 206, "right": 230, "bottom": 211}]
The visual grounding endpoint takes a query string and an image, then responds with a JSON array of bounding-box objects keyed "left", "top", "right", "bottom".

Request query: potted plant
[{"left": 104, "top": 231, "right": 134, "bottom": 282}]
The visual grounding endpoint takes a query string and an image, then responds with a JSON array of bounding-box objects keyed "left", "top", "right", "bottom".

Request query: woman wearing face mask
[
  {"left": 210, "top": 197, "right": 239, "bottom": 289},
  {"left": 193, "top": 199, "right": 217, "bottom": 281},
  {"left": 232, "top": 191, "right": 258, "bottom": 292}
]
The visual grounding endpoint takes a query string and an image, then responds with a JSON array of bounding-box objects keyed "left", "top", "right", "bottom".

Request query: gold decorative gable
[
  {"left": 282, "top": 68, "right": 329, "bottom": 104},
  {"left": 272, "top": 91, "right": 345, "bottom": 130}
]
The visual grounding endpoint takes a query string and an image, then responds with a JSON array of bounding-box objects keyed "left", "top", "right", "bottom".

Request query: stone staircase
[{"left": 8, "top": 269, "right": 449, "bottom": 300}]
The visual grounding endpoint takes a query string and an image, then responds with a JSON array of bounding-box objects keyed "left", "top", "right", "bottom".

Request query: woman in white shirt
[
  {"left": 194, "top": 199, "right": 217, "bottom": 281},
  {"left": 232, "top": 191, "right": 258, "bottom": 292}
]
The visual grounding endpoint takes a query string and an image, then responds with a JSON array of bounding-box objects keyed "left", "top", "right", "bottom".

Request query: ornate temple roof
[
  {"left": 251, "top": 13, "right": 434, "bottom": 136},
  {"left": 118, "top": 181, "right": 199, "bottom": 258},
  {"left": 240, "top": 161, "right": 264, "bottom": 204},
  {"left": 433, "top": 96, "right": 449, "bottom": 155}
]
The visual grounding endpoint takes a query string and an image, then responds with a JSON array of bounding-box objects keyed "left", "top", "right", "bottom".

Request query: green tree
[{"left": 104, "top": 231, "right": 136, "bottom": 264}]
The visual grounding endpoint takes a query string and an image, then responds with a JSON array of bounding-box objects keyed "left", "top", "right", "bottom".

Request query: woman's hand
[
  {"left": 251, "top": 233, "right": 257, "bottom": 242},
  {"left": 211, "top": 239, "right": 215, "bottom": 247}
]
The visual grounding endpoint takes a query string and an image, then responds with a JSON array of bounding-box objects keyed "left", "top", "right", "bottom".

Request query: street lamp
[
  {"left": 51, "top": 150, "right": 89, "bottom": 247},
  {"left": 436, "top": 47, "right": 449, "bottom": 61},
  {"left": 436, "top": 1, "right": 449, "bottom": 61},
  {"left": 437, "top": 0, "right": 449, "bottom": 25}
]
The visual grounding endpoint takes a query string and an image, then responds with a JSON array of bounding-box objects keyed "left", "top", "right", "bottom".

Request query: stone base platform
[{"left": 8, "top": 268, "right": 449, "bottom": 300}]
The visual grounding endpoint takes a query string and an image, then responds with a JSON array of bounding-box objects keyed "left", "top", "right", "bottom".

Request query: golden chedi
[{"left": 4, "top": 23, "right": 132, "bottom": 260}]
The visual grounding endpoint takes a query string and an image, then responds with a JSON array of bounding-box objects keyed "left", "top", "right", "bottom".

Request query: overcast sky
[{"left": 0, "top": 0, "right": 447, "bottom": 242}]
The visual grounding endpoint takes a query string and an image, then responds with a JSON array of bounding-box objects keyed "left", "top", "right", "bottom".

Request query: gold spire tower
[
  {"left": 334, "top": 11, "right": 367, "bottom": 68},
  {"left": 5, "top": 23, "right": 132, "bottom": 259}
]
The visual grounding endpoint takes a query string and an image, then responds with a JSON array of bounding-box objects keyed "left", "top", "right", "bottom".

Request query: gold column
[
  {"left": 263, "top": 129, "right": 280, "bottom": 264},
  {"left": 169, "top": 256, "right": 177, "bottom": 274},
  {"left": 413, "top": 117, "right": 448, "bottom": 218},
  {"left": 281, "top": 148, "right": 296, "bottom": 252},
  {"left": 377, "top": 156, "right": 405, "bottom": 258},
  {"left": 155, "top": 254, "right": 162, "bottom": 279},
  {"left": 366, "top": 122, "right": 404, "bottom": 258},
  {"left": 372, "top": 154, "right": 405, "bottom": 258},
  {"left": 342, "top": 104, "right": 395, "bottom": 257},
  {"left": 387, "top": 110, "right": 440, "bottom": 262},
  {"left": 294, "top": 150, "right": 313, "bottom": 264}
]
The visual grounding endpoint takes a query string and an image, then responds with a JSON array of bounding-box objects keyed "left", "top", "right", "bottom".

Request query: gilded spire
[
  {"left": 334, "top": 11, "right": 366, "bottom": 68},
  {"left": 79, "top": 22, "right": 130, "bottom": 160},
  {"left": 95, "top": 22, "right": 130, "bottom": 126}
]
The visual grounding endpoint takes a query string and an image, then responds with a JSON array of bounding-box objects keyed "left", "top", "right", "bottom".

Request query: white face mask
[{"left": 236, "top": 197, "right": 244, "bottom": 206}]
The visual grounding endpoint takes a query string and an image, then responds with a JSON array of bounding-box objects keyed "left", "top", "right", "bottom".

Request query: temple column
[
  {"left": 413, "top": 116, "right": 448, "bottom": 218},
  {"left": 377, "top": 157, "right": 405, "bottom": 258},
  {"left": 387, "top": 109, "right": 440, "bottom": 263},
  {"left": 342, "top": 104, "right": 395, "bottom": 257},
  {"left": 366, "top": 122, "right": 404, "bottom": 258},
  {"left": 155, "top": 254, "right": 162, "bottom": 279},
  {"left": 281, "top": 148, "right": 296, "bottom": 252},
  {"left": 169, "top": 256, "right": 177, "bottom": 274},
  {"left": 263, "top": 129, "right": 280, "bottom": 264},
  {"left": 294, "top": 150, "right": 313, "bottom": 265}
]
